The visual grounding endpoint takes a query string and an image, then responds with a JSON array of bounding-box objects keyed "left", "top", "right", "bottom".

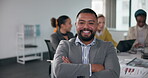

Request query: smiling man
[{"left": 52, "top": 8, "right": 120, "bottom": 78}]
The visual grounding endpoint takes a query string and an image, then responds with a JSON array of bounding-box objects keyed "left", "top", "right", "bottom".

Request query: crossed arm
[
  {"left": 62, "top": 56, "right": 105, "bottom": 72},
  {"left": 53, "top": 41, "right": 120, "bottom": 78}
]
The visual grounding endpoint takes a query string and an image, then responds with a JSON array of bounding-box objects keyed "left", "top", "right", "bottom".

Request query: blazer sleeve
[
  {"left": 90, "top": 42, "right": 120, "bottom": 78},
  {"left": 52, "top": 40, "right": 90, "bottom": 78}
]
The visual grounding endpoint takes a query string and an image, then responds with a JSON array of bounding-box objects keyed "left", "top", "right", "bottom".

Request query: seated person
[
  {"left": 52, "top": 8, "right": 120, "bottom": 78},
  {"left": 127, "top": 9, "right": 148, "bottom": 48},
  {"left": 95, "top": 14, "right": 117, "bottom": 47},
  {"left": 50, "top": 15, "right": 74, "bottom": 50}
]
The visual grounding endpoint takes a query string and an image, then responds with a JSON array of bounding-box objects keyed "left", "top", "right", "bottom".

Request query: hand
[
  {"left": 62, "top": 56, "right": 71, "bottom": 63},
  {"left": 134, "top": 43, "right": 144, "bottom": 48},
  {"left": 91, "top": 64, "right": 104, "bottom": 72}
]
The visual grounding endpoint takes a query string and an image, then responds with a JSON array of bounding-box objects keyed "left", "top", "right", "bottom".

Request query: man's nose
[{"left": 83, "top": 23, "right": 89, "bottom": 28}]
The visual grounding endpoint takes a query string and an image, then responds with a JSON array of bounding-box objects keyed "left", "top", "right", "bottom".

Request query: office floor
[{"left": 0, "top": 60, "right": 50, "bottom": 78}]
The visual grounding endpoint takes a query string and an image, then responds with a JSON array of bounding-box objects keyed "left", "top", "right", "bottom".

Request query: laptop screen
[{"left": 117, "top": 39, "right": 136, "bottom": 52}]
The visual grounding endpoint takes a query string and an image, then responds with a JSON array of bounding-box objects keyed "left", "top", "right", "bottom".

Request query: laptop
[{"left": 117, "top": 39, "right": 136, "bottom": 52}]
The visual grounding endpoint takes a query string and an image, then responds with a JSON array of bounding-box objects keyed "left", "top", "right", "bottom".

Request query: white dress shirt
[{"left": 75, "top": 36, "right": 96, "bottom": 76}]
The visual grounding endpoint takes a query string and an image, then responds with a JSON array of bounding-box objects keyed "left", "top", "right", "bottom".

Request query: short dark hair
[
  {"left": 57, "top": 15, "right": 70, "bottom": 28},
  {"left": 135, "top": 9, "right": 147, "bottom": 18},
  {"left": 76, "top": 8, "right": 97, "bottom": 19}
]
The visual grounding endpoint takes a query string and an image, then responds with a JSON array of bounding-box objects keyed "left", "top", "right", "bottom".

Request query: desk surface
[
  {"left": 117, "top": 52, "right": 148, "bottom": 78},
  {"left": 117, "top": 52, "right": 141, "bottom": 62}
]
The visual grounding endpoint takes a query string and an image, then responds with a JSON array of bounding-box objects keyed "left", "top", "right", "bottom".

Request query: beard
[{"left": 78, "top": 28, "right": 95, "bottom": 41}]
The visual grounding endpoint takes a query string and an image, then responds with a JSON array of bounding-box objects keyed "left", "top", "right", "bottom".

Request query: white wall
[
  {"left": 0, "top": 0, "right": 91, "bottom": 59},
  {"left": 109, "top": 30, "right": 127, "bottom": 43},
  {"left": 0, "top": 0, "right": 127, "bottom": 59}
]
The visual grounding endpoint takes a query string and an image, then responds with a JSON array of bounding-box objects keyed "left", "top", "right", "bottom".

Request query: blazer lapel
[
  {"left": 70, "top": 42, "right": 83, "bottom": 63},
  {"left": 75, "top": 45, "right": 83, "bottom": 63},
  {"left": 89, "top": 40, "right": 101, "bottom": 63}
]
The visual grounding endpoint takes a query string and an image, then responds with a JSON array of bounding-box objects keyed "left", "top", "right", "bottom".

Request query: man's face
[
  {"left": 136, "top": 15, "right": 146, "bottom": 27},
  {"left": 75, "top": 13, "right": 98, "bottom": 41}
]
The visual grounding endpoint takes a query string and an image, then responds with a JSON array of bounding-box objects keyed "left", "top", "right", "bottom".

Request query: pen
[{"left": 126, "top": 57, "right": 137, "bottom": 65}]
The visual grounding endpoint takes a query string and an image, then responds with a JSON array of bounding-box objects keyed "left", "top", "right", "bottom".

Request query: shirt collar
[{"left": 75, "top": 36, "right": 96, "bottom": 46}]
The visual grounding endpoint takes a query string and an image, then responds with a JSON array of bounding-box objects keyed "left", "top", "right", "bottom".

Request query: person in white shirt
[{"left": 127, "top": 9, "right": 148, "bottom": 48}]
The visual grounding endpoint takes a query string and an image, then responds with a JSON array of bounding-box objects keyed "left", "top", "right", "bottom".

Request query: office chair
[
  {"left": 45, "top": 40, "right": 55, "bottom": 60},
  {"left": 44, "top": 40, "right": 55, "bottom": 78}
]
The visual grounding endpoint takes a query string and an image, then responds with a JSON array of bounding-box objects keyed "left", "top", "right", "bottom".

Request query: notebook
[{"left": 117, "top": 39, "right": 136, "bottom": 52}]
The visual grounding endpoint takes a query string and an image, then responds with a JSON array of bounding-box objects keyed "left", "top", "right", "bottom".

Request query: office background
[{"left": 0, "top": 0, "right": 141, "bottom": 60}]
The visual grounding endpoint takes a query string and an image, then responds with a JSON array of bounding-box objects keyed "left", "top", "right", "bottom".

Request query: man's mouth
[
  {"left": 83, "top": 30, "right": 90, "bottom": 33},
  {"left": 81, "top": 30, "right": 92, "bottom": 36}
]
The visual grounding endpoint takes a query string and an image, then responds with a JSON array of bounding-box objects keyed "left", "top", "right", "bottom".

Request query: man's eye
[
  {"left": 89, "top": 23, "right": 94, "bottom": 25},
  {"left": 79, "top": 22, "right": 85, "bottom": 24}
]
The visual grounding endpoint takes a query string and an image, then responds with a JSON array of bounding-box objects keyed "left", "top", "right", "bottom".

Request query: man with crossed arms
[{"left": 52, "top": 8, "right": 120, "bottom": 78}]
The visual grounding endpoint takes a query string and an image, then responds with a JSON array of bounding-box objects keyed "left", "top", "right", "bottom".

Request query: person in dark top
[{"left": 50, "top": 15, "right": 74, "bottom": 50}]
